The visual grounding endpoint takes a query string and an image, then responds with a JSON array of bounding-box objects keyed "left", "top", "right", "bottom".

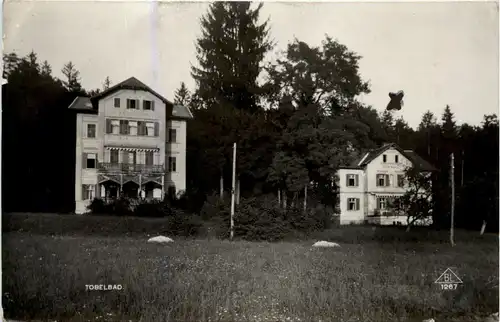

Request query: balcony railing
[{"left": 98, "top": 162, "right": 164, "bottom": 174}]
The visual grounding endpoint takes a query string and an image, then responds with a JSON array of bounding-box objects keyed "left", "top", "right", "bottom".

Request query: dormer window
[
  {"left": 114, "top": 98, "right": 120, "bottom": 108},
  {"left": 383, "top": 154, "right": 387, "bottom": 163},
  {"left": 395, "top": 155, "right": 399, "bottom": 163}
]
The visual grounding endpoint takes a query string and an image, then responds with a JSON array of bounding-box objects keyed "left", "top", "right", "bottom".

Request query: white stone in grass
[
  {"left": 312, "top": 241, "right": 340, "bottom": 248},
  {"left": 147, "top": 236, "right": 174, "bottom": 244},
  {"left": 422, "top": 319, "right": 435, "bottom": 322}
]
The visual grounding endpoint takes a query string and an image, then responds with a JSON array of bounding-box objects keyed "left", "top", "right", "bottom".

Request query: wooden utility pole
[
  {"left": 450, "top": 153, "right": 455, "bottom": 247},
  {"left": 461, "top": 150, "right": 464, "bottom": 187},
  {"left": 230, "top": 143, "right": 236, "bottom": 240}
]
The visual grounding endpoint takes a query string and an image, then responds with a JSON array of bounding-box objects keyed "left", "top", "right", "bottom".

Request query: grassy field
[{"left": 2, "top": 213, "right": 499, "bottom": 322}]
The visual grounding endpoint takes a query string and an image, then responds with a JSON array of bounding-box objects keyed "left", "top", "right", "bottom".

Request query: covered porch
[{"left": 97, "top": 174, "right": 165, "bottom": 201}]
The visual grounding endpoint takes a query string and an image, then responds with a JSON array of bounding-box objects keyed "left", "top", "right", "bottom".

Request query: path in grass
[{"left": 3, "top": 230, "right": 498, "bottom": 322}]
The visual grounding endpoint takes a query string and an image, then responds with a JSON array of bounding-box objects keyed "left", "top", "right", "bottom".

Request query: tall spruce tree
[
  {"left": 191, "top": 2, "right": 272, "bottom": 112},
  {"left": 174, "top": 82, "right": 191, "bottom": 106}
]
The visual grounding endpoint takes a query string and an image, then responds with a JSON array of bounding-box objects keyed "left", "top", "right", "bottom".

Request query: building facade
[
  {"left": 336, "top": 143, "right": 436, "bottom": 226},
  {"left": 68, "top": 77, "right": 193, "bottom": 214}
]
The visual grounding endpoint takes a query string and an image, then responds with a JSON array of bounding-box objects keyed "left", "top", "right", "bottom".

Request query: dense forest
[{"left": 2, "top": 2, "right": 498, "bottom": 232}]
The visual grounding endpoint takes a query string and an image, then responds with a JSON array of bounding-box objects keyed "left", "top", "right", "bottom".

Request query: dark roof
[
  {"left": 68, "top": 77, "right": 193, "bottom": 120},
  {"left": 346, "top": 143, "right": 437, "bottom": 172},
  {"left": 67, "top": 96, "right": 97, "bottom": 114},
  {"left": 90, "top": 77, "right": 174, "bottom": 107},
  {"left": 403, "top": 150, "right": 437, "bottom": 172},
  {"left": 172, "top": 104, "right": 194, "bottom": 120}
]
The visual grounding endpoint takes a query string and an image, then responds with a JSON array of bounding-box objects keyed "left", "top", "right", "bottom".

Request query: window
[
  {"left": 377, "top": 197, "right": 387, "bottom": 210},
  {"left": 114, "top": 98, "right": 120, "bottom": 108},
  {"left": 87, "top": 124, "right": 96, "bottom": 138},
  {"left": 110, "top": 150, "right": 119, "bottom": 164},
  {"left": 119, "top": 120, "right": 129, "bottom": 134},
  {"left": 383, "top": 154, "right": 387, "bottom": 163},
  {"left": 82, "top": 153, "right": 97, "bottom": 169},
  {"left": 397, "top": 174, "right": 405, "bottom": 187},
  {"left": 168, "top": 157, "right": 177, "bottom": 172},
  {"left": 145, "top": 151, "right": 154, "bottom": 166},
  {"left": 347, "top": 198, "right": 360, "bottom": 211},
  {"left": 395, "top": 155, "right": 399, "bottom": 163},
  {"left": 126, "top": 99, "right": 139, "bottom": 109},
  {"left": 143, "top": 100, "right": 154, "bottom": 110},
  {"left": 82, "top": 184, "right": 95, "bottom": 200},
  {"left": 168, "top": 128, "right": 177, "bottom": 143},
  {"left": 376, "top": 174, "right": 390, "bottom": 187},
  {"left": 346, "top": 174, "right": 359, "bottom": 187}
]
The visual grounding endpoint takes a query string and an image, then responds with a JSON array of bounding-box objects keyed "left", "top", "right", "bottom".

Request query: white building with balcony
[
  {"left": 68, "top": 77, "right": 193, "bottom": 214},
  {"left": 336, "top": 143, "right": 437, "bottom": 226}
]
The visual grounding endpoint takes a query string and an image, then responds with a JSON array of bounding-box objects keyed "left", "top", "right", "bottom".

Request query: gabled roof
[
  {"left": 90, "top": 76, "right": 174, "bottom": 107},
  {"left": 343, "top": 143, "right": 437, "bottom": 172},
  {"left": 67, "top": 77, "right": 194, "bottom": 120},
  {"left": 67, "top": 96, "right": 97, "bottom": 114},
  {"left": 172, "top": 104, "right": 194, "bottom": 120}
]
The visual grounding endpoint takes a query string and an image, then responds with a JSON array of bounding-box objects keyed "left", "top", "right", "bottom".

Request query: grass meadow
[{"left": 2, "top": 213, "right": 499, "bottom": 322}]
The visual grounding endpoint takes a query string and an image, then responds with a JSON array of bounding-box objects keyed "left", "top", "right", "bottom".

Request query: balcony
[{"left": 98, "top": 162, "right": 164, "bottom": 174}]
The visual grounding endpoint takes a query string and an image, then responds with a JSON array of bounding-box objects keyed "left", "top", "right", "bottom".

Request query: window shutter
[
  {"left": 136, "top": 99, "right": 140, "bottom": 109},
  {"left": 82, "top": 185, "right": 87, "bottom": 200},
  {"left": 355, "top": 175, "right": 359, "bottom": 186},
  {"left": 106, "top": 119, "right": 111, "bottom": 134},
  {"left": 125, "top": 121, "right": 129, "bottom": 135},
  {"left": 154, "top": 122, "right": 159, "bottom": 136},
  {"left": 355, "top": 198, "right": 360, "bottom": 210},
  {"left": 151, "top": 101, "right": 155, "bottom": 111},
  {"left": 386, "top": 174, "right": 390, "bottom": 186},
  {"left": 346, "top": 174, "right": 349, "bottom": 186},
  {"left": 82, "top": 153, "right": 87, "bottom": 169}
]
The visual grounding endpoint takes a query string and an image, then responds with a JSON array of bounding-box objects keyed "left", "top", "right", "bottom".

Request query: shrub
[
  {"left": 134, "top": 199, "right": 166, "bottom": 218},
  {"left": 87, "top": 198, "right": 111, "bottom": 214},
  {"left": 234, "top": 197, "right": 290, "bottom": 241},
  {"left": 167, "top": 212, "right": 203, "bottom": 237},
  {"left": 200, "top": 193, "right": 230, "bottom": 221}
]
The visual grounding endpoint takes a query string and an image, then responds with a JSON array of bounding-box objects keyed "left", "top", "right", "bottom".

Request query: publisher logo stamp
[
  {"left": 434, "top": 268, "right": 463, "bottom": 290},
  {"left": 85, "top": 284, "right": 123, "bottom": 291}
]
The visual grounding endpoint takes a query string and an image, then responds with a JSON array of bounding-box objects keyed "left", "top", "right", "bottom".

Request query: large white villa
[
  {"left": 336, "top": 143, "right": 436, "bottom": 226},
  {"left": 68, "top": 77, "right": 193, "bottom": 214}
]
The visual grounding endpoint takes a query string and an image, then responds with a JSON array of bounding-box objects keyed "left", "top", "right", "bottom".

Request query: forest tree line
[{"left": 2, "top": 2, "right": 498, "bottom": 231}]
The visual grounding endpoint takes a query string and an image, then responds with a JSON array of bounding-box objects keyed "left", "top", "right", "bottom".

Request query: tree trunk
[
  {"left": 283, "top": 192, "right": 287, "bottom": 210},
  {"left": 278, "top": 189, "right": 281, "bottom": 206},
  {"left": 220, "top": 175, "right": 224, "bottom": 200},
  {"left": 450, "top": 153, "right": 455, "bottom": 247},
  {"left": 480, "top": 220, "right": 487, "bottom": 235},
  {"left": 303, "top": 185, "right": 308, "bottom": 213},
  {"left": 236, "top": 179, "right": 240, "bottom": 205}
]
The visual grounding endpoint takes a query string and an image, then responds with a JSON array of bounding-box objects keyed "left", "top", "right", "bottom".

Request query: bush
[
  {"left": 134, "top": 199, "right": 166, "bottom": 218},
  {"left": 234, "top": 197, "right": 290, "bottom": 241},
  {"left": 167, "top": 212, "right": 203, "bottom": 237},
  {"left": 202, "top": 194, "right": 334, "bottom": 241},
  {"left": 87, "top": 198, "right": 112, "bottom": 214}
]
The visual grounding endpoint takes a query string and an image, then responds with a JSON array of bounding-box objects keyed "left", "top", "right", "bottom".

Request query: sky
[{"left": 3, "top": 1, "right": 499, "bottom": 128}]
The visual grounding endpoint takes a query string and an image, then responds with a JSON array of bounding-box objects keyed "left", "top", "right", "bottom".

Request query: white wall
[
  {"left": 98, "top": 89, "right": 166, "bottom": 167},
  {"left": 365, "top": 148, "right": 411, "bottom": 193},
  {"left": 75, "top": 113, "right": 99, "bottom": 214},
  {"left": 337, "top": 168, "right": 365, "bottom": 224},
  {"left": 166, "top": 119, "right": 187, "bottom": 193}
]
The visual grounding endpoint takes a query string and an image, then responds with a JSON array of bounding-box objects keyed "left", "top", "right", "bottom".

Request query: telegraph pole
[
  {"left": 230, "top": 143, "right": 236, "bottom": 240},
  {"left": 450, "top": 153, "right": 455, "bottom": 247}
]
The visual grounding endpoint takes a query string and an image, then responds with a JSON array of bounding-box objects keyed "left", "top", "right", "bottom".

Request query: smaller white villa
[{"left": 336, "top": 143, "right": 437, "bottom": 226}]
